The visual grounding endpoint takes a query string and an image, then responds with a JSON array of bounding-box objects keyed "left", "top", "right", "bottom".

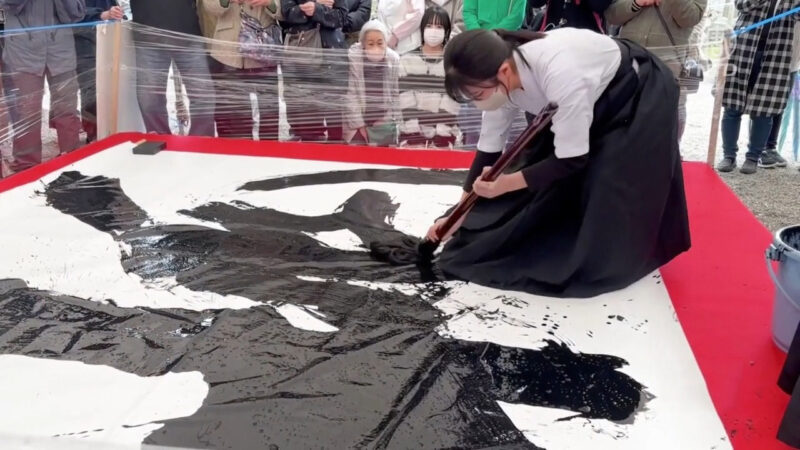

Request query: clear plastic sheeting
[{"left": 0, "top": 3, "right": 781, "bottom": 178}]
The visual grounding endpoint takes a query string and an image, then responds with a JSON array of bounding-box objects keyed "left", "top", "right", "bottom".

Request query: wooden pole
[
  {"left": 108, "top": 20, "right": 123, "bottom": 136},
  {"left": 707, "top": 35, "right": 731, "bottom": 166}
]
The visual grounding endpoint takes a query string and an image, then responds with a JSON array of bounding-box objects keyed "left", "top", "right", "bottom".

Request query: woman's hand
[
  {"left": 472, "top": 168, "right": 527, "bottom": 199},
  {"left": 101, "top": 6, "right": 124, "bottom": 20},
  {"left": 299, "top": 1, "right": 316, "bottom": 16},
  {"left": 426, "top": 217, "right": 447, "bottom": 241},
  {"left": 426, "top": 214, "right": 466, "bottom": 242}
]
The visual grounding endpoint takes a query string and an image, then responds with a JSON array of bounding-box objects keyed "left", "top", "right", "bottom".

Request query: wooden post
[
  {"left": 108, "top": 20, "right": 124, "bottom": 135},
  {"left": 707, "top": 35, "right": 731, "bottom": 166}
]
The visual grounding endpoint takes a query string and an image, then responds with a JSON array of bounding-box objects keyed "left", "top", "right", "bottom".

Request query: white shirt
[{"left": 477, "top": 28, "right": 622, "bottom": 159}]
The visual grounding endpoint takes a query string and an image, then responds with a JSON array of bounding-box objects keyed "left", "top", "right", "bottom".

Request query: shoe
[
  {"left": 740, "top": 159, "right": 758, "bottom": 174},
  {"left": 758, "top": 149, "right": 788, "bottom": 167},
  {"left": 758, "top": 150, "right": 785, "bottom": 168},
  {"left": 717, "top": 157, "right": 736, "bottom": 172}
]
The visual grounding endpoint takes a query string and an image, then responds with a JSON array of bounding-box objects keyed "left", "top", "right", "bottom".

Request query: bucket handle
[{"left": 766, "top": 245, "right": 795, "bottom": 301}]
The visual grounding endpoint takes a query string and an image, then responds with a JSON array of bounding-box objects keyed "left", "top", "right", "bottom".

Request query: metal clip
[{"left": 767, "top": 243, "right": 785, "bottom": 262}]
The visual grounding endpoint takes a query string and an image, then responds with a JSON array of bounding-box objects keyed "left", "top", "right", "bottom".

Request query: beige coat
[
  {"left": 201, "top": 0, "right": 282, "bottom": 69},
  {"left": 605, "top": 0, "right": 706, "bottom": 78},
  {"left": 344, "top": 44, "right": 402, "bottom": 142}
]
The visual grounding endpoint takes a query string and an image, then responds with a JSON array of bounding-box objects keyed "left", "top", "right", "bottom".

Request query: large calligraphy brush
[{"left": 370, "top": 103, "right": 558, "bottom": 267}]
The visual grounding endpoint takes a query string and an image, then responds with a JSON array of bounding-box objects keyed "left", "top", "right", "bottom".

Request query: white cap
[{"left": 359, "top": 19, "right": 390, "bottom": 44}]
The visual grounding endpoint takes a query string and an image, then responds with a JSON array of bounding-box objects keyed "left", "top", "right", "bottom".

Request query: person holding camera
[{"left": 606, "top": 0, "right": 707, "bottom": 143}]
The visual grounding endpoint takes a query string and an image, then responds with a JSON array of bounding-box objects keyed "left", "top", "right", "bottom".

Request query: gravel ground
[{"left": 684, "top": 82, "right": 800, "bottom": 232}]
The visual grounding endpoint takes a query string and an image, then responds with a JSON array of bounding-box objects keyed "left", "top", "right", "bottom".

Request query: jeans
[
  {"left": 210, "top": 60, "right": 279, "bottom": 141},
  {"left": 767, "top": 112, "right": 782, "bottom": 151},
  {"left": 134, "top": 38, "right": 215, "bottom": 136},
  {"left": 10, "top": 69, "right": 81, "bottom": 171},
  {"left": 721, "top": 108, "right": 773, "bottom": 161}
]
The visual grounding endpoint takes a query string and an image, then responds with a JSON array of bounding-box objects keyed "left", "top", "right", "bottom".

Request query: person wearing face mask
[
  {"left": 343, "top": 20, "right": 402, "bottom": 145},
  {"left": 398, "top": 6, "right": 462, "bottom": 148},
  {"left": 425, "top": 27, "right": 690, "bottom": 298},
  {"left": 425, "top": 0, "right": 464, "bottom": 35}
]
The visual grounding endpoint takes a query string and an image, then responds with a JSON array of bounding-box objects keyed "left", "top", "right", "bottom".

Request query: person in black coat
[
  {"left": 129, "top": 0, "right": 215, "bottom": 136},
  {"left": 282, "top": 0, "right": 350, "bottom": 142},
  {"left": 74, "top": 0, "right": 123, "bottom": 144},
  {"left": 343, "top": 0, "right": 372, "bottom": 44},
  {"left": 529, "top": 0, "right": 611, "bottom": 33}
]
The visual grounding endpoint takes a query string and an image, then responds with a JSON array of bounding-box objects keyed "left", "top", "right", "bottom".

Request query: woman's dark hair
[
  {"left": 420, "top": 6, "right": 452, "bottom": 46},
  {"left": 444, "top": 29, "right": 546, "bottom": 103}
]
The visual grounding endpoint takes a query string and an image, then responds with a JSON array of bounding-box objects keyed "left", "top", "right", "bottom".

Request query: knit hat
[{"left": 359, "top": 19, "right": 390, "bottom": 44}]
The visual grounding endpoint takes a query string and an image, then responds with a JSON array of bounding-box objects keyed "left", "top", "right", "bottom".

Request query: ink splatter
[{"left": 0, "top": 170, "right": 653, "bottom": 448}]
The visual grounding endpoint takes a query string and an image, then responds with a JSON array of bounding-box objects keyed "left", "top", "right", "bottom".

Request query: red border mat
[{"left": 0, "top": 133, "right": 791, "bottom": 450}]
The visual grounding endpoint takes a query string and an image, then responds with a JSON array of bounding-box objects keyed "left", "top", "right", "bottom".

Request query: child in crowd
[
  {"left": 398, "top": 6, "right": 461, "bottom": 148},
  {"left": 344, "top": 20, "right": 402, "bottom": 146}
]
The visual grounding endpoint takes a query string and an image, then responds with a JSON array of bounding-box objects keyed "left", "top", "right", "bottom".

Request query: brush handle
[{"left": 436, "top": 103, "right": 559, "bottom": 241}]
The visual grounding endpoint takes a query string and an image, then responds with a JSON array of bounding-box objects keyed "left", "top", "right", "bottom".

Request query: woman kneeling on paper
[{"left": 428, "top": 27, "right": 691, "bottom": 298}]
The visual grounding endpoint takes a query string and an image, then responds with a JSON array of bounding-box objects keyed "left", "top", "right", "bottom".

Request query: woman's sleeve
[
  {"left": 310, "top": 0, "right": 348, "bottom": 29},
  {"left": 541, "top": 50, "right": 612, "bottom": 158},
  {"left": 477, "top": 101, "right": 521, "bottom": 153},
  {"left": 387, "top": 0, "right": 425, "bottom": 41},
  {"left": 462, "top": 0, "right": 482, "bottom": 30},
  {"left": 202, "top": 0, "right": 229, "bottom": 18},
  {"left": 735, "top": 0, "right": 768, "bottom": 14},
  {"left": 671, "top": 0, "right": 707, "bottom": 28},
  {"left": 520, "top": 153, "right": 589, "bottom": 192},
  {"left": 463, "top": 151, "right": 502, "bottom": 191},
  {"left": 605, "top": 0, "right": 641, "bottom": 26},
  {"left": 495, "top": 0, "right": 526, "bottom": 31},
  {"left": 282, "top": 0, "right": 310, "bottom": 25}
]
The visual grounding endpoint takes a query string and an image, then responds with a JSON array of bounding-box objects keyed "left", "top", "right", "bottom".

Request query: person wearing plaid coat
[{"left": 718, "top": 0, "right": 800, "bottom": 174}]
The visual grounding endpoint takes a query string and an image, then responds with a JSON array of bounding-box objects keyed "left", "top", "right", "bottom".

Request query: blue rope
[
  {"left": 732, "top": 5, "right": 800, "bottom": 37},
  {"left": 0, "top": 19, "right": 123, "bottom": 36}
]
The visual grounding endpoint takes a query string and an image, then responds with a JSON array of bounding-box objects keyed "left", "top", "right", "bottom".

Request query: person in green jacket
[
  {"left": 463, "top": 0, "right": 526, "bottom": 31},
  {"left": 460, "top": 0, "right": 526, "bottom": 150}
]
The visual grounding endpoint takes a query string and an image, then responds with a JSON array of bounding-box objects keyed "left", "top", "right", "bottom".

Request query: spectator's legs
[
  {"left": 9, "top": 72, "right": 45, "bottom": 171},
  {"left": 75, "top": 36, "right": 98, "bottom": 143},
  {"left": 255, "top": 66, "right": 280, "bottom": 141},
  {"left": 284, "top": 70, "right": 326, "bottom": 142},
  {"left": 766, "top": 112, "right": 782, "bottom": 151},
  {"left": 721, "top": 108, "right": 743, "bottom": 159},
  {"left": 746, "top": 115, "right": 773, "bottom": 162},
  {"left": 172, "top": 40, "right": 215, "bottom": 137},
  {"left": 134, "top": 43, "right": 172, "bottom": 134},
  {"left": 47, "top": 69, "right": 81, "bottom": 156},
  {"left": 210, "top": 60, "right": 255, "bottom": 139}
]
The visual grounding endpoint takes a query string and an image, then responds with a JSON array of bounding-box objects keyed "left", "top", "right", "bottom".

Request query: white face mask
[
  {"left": 473, "top": 86, "right": 509, "bottom": 111},
  {"left": 424, "top": 28, "right": 445, "bottom": 47},
  {"left": 365, "top": 48, "right": 386, "bottom": 62}
]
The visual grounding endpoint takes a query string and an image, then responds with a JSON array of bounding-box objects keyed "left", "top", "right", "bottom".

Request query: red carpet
[{"left": 0, "top": 133, "right": 792, "bottom": 449}]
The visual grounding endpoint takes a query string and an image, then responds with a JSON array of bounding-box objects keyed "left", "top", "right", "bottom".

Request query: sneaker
[
  {"left": 717, "top": 157, "right": 736, "bottom": 172},
  {"left": 773, "top": 150, "right": 788, "bottom": 167},
  {"left": 740, "top": 159, "right": 758, "bottom": 174},
  {"left": 758, "top": 150, "right": 783, "bottom": 168}
]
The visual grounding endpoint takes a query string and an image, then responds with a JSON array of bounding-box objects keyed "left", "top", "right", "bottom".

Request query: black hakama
[{"left": 439, "top": 40, "right": 691, "bottom": 298}]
